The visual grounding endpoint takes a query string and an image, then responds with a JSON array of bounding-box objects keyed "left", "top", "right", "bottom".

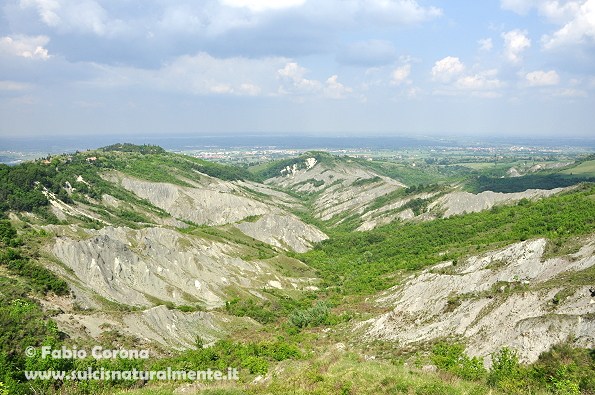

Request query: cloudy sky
[{"left": 1, "top": 0, "right": 594, "bottom": 138}]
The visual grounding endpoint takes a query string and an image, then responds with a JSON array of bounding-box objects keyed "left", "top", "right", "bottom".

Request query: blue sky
[{"left": 0, "top": 0, "right": 594, "bottom": 138}]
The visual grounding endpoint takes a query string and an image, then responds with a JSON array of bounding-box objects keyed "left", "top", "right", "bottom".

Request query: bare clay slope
[
  {"left": 263, "top": 153, "right": 406, "bottom": 222},
  {"left": 364, "top": 236, "right": 595, "bottom": 365},
  {"left": 357, "top": 187, "right": 569, "bottom": 231},
  {"left": 261, "top": 153, "right": 569, "bottom": 231},
  {"left": 103, "top": 170, "right": 327, "bottom": 252},
  {"left": 50, "top": 225, "right": 320, "bottom": 309},
  {"left": 31, "top": 149, "right": 328, "bottom": 351}
]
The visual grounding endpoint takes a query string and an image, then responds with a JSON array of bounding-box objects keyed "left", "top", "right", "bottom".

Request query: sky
[{"left": 0, "top": 0, "right": 594, "bottom": 138}]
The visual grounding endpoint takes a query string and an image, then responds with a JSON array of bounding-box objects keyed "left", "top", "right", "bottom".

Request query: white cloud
[
  {"left": 209, "top": 84, "right": 234, "bottom": 94},
  {"left": 478, "top": 38, "right": 493, "bottom": 51},
  {"left": 406, "top": 86, "right": 421, "bottom": 98},
  {"left": 431, "top": 56, "right": 465, "bottom": 82},
  {"left": 220, "top": 0, "right": 306, "bottom": 12},
  {"left": 83, "top": 52, "right": 287, "bottom": 97},
  {"left": 542, "top": 0, "right": 595, "bottom": 49},
  {"left": 353, "top": 0, "right": 443, "bottom": 24},
  {"left": 502, "top": 29, "right": 531, "bottom": 63},
  {"left": 501, "top": 0, "right": 595, "bottom": 50},
  {"left": 501, "top": 0, "right": 582, "bottom": 22},
  {"left": 19, "top": 0, "right": 126, "bottom": 37},
  {"left": 277, "top": 63, "right": 354, "bottom": 99},
  {"left": 525, "top": 69, "right": 560, "bottom": 86},
  {"left": 391, "top": 64, "right": 411, "bottom": 85},
  {"left": 277, "top": 62, "right": 322, "bottom": 95},
  {"left": 432, "top": 60, "right": 503, "bottom": 97},
  {"left": 4, "top": 0, "right": 442, "bottom": 67},
  {"left": 324, "top": 75, "right": 353, "bottom": 99},
  {"left": 456, "top": 71, "right": 503, "bottom": 90},
  {"left": 0, "top": 35, "right": 51, "bottom": 60},
  {"left": 238, "top": 83, "right": 262, "bottom": 96},
  {"left": 20, "top": 0, "right": 62, "bottom": 26},
  {"left": 164, "top": 54, "right": 277, "bottom": 96},
  {"left": 538, "top": 0, "right": 583, "bottom": 23}
]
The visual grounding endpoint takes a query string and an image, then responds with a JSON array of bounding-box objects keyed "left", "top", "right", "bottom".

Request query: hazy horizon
[{"left": 2, "top": 134, "right": 595, "bottom": 156}]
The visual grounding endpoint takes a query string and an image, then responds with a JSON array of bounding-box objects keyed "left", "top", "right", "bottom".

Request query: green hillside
[{"left": 1, "top": 145, "right": 594, "bottom": 395}]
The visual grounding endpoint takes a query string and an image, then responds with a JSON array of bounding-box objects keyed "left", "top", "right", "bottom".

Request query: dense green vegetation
[
  {"left": 465, "top": 155, "right": 595, "bottom": 193},
  {"left": 155, "top": 339, "right": 300, "bottom": 377},
  {"left": 98, "top": 150, "right": 254, "bottom": 185},
  {"left": 0, "top": 161, "right": 65, "bottom": 212},
  {"left": 0, "top": 221, "right": 68, "bottom": 295},
  {"left": 355, "top": 158, "right": 466, "bottom": 186},
  {"left": 351, "top": 176, "right": 382, "bottom": 187},
  {"left": 299, "top": 185, "right": 595, "bottom": 295},
  {"left": 223, "top": 290, "right": 348, "bottom": 332},
  {"left": 223, "top": 292, "right": 316, "bottom": 325},
  {"left": 101, "top": 143, "right": 166, "bottom": 154},
  {"left": 0, "top": 278, "right": 67, "bottom": 395},
  {"left": 0, "top": 145, "right": 252, "bottom": 221},
  {"left": 431, "top": 342, "right": 485, "bottom": 381},
  {"left": 287, "top": 301, "right": 334, "bottom": 329},
  {"left": 430, "top": 342, "right": 595, "bottom": 394},
  {"left": 468, "top": 173, "right": 595, "bottom": 193},
  {"left": 2, "top": 146, "right": 594, "bottom": 394}
]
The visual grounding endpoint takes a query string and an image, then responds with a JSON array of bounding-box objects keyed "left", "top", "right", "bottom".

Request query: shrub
[
  {"left": 242, "top": 356, "right": 269, "bottom": 375},
  {"left": 0, "top": 220, "right": 17, "bottom": 245},
  {"left": 431, "top": 342, "right": 486, "bottom": 381},
  {"left": 0, "top": 249, "right": 69, "bottom": 296},
  {"left": 288, "top": 301, "right": 331, "bottom": 329},
  {"left": 532, "top": 343, "right": 595, "bottom": 394},
  {"left": 488, "top": 347, "right": 523, "bottom": 389},
  {"left": 154, "top": 339, "right": 299, "bottom": 379},
  {"left": 117, "top": 208, "right": 150, "bottom": 223},
  {"left": 551, "top": 371, "right": 581, "bottom": 395},
  {"left": 0, "top": 278, "right": 67, "bottom": 394},
  {"left": 225, "top": 298, "right": 278, "bottom": 324}
]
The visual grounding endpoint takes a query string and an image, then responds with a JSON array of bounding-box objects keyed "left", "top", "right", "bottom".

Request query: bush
[
  {"left": 431, "top": 342, "right": 486, "bottom": 381},
  {"left": 488, "top": 348, "right": 522, "bottom": 389},
  {"left": 225, "top": 298, "right": 278, "bottom": 324},
  {"left": 289, "top": 301, "right": 331, "bottom": 329},
  {"left": 551, "top": 369, "right": 581, "bottom": 395},
  {"left": 531, "top": 343, "right": 595, "bottom": 393},
  {"left": 154, "top": 339, "right": 300, "bottom": 378},
  {"left": 242, "top": 356, "right": 269, "bottom": 375},
  {"left": 117, "top": 208, "right": 150, "bottom": 223},
  {"left": 0, "top": 220, "right": 17, "bottom": 245},
  {"left": 0, "top": 277, "right": 67, "bottom": 395},
  {"left": 0, "top": 249, "right": 69, "bottom": 296}
]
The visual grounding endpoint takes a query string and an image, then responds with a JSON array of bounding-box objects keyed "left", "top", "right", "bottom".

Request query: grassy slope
[
  {"left": 115, "top": 186, "right": 595, "bottom": 395},
  {"left": 560, "top": 159, "right": 595, "bottom": 176},
  {"left": 297, "top": 184, "right": 595, "bottom": 295},
  {"left": 3, "top": 146, "right": 595, "bottom": 394}
]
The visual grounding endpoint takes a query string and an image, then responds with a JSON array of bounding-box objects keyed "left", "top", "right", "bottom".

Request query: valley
[{"left": 0, "top": 143, "right": 594, "bottom": 394}]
